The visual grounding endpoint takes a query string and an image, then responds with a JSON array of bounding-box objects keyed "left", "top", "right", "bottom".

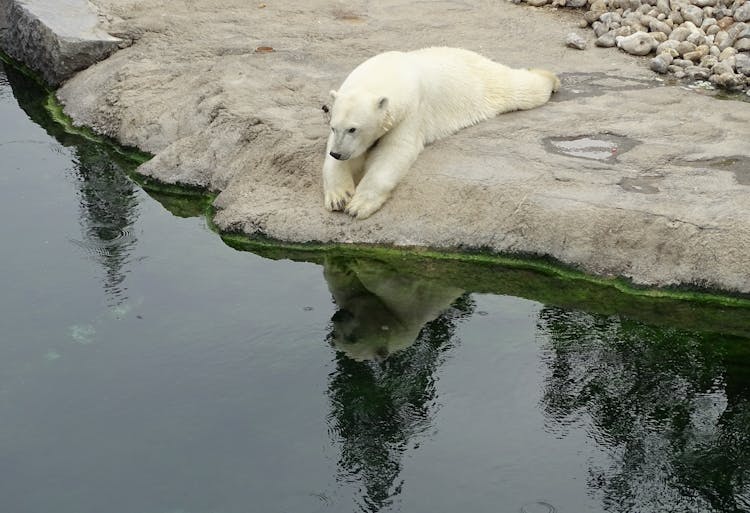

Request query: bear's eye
[{"left": 347, "top": 127, "right": 357, "bottom": 134}]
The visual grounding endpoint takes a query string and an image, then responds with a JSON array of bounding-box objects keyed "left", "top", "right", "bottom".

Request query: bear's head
[{"left": 327, "top": 89, "right": 393, "bottom": 161}]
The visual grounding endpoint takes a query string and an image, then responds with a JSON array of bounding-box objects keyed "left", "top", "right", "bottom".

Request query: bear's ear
[
  {"left": 377, "top": 96, "right": 388, "bottom": 110},
  {"left": 329, "top": 90, "right": 338, "bottom": 100}
]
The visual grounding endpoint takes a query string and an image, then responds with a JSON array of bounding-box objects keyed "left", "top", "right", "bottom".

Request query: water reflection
[
  {"left": 6, "top": 65, "right": 140, "bottom": 306},
  {"left": 322, "top": 255, "right": 473, "bottom": 511},
  {"left": 538, "top": 307, "right": 750, "bottom": 512},
  {"left": 323, "top": 255, "right": 465, "bottom": 361}
]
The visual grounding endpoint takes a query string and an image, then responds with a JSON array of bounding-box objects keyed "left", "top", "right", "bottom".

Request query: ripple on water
[
  {"left": 521, "top": 501, "right": 557, "bottom": 513},
  {"left": 69, "top": 226, "right": 136, "bottom": 257}
]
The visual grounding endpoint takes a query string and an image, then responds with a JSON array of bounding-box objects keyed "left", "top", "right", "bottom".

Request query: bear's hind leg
[
  {"left": 529, "top": 68, "right": 560, "bottom": 93},
  {"left": 486, "top": 67, "right": 559, "bottom": 114},
  {"left": 323, "top": 153, "right": 364, "bottom": 211}
]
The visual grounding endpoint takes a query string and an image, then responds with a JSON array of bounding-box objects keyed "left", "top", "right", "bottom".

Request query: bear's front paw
[
  {"left": 325, "top": 187, "right": 354, "bottom": 212},
  {"left": 344, "top": 190, "right": 387, "bottom": 220}
]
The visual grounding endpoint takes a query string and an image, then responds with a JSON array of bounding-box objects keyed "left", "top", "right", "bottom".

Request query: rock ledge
[
  {"left": 0, "top": 0, "right": 122, "bottom": 86},
  {"left": 6, "top": 0, "right": 750, "bottom": 294}
]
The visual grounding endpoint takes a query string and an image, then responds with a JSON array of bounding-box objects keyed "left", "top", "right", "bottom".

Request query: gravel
[{"left": 544, "top": 0, "right": 750, "bottom": 91}]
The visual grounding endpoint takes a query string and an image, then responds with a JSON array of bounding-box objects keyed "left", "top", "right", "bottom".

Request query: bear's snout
[{"left": 329, "top": 151, "right": 344, "bottom": 160}]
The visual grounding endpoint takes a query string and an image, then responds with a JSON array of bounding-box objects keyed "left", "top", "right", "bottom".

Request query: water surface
[{"left": 2, "top": 61, "right": 750, "bottom": 513}]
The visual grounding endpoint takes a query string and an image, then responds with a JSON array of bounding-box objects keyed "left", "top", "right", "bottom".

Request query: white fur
[{"left": 323, "top": 47, "right": 560, "bottom": 219}]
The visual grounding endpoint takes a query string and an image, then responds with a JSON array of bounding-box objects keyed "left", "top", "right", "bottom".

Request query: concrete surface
[{"left": 8, "top": 0, "right": 750, "bottom": 292}]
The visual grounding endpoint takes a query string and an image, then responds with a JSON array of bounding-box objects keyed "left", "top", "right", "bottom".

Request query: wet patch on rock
[
  {"left": 552, "top": 72, "right": 664, "bottom": 102},
  {"left": 679, "top": 156, "right": 750, "bottom": 185},
  {"left": 333, "top": 10, "right": 367, "bottom": 23},
  {"left": 543, "top": 133, "right": 640, "bottom": 162},
  {"left": 618, "top": 176, "right": 661, "bottom": 194}
]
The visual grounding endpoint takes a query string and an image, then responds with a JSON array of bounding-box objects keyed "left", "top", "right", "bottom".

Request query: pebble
[
  {"left": 616, "top": 31, "right": 657, "bottom": 55},
  {"left": 725, "top": 22, "right": 750, "bottom": 48},
  {"left": 650, "top": 54, "right": 671, "bottom": 72},
  {"left": 519, "top": 0, "right": 750, "bottom": 92},
  {"left": 669, "top": 26, "right": 692, "bottom": 41},
  {"left": 657, "top": 39, "right": 680, "bottom": 53},
  {"left": 687, "top": 32, "right": 707, "bottom": 46},
  {"left": 710, "top": 71, "right": 744, "bottom": 88},
  {"left": 702, "top": 55, "right": 719, "bottom": 68},
  {"left": 681, "top": 5, "right": 704, "bottom": 27},
  {"left": 701, "top": 17, "right": 717, "bottom": 31},
  {"left": 593, "top": 21, "right": 610, "bottom": 37},
  {"left": 566, "top": 32, "right": 588, "bottom": 49},
  {"left": 716, "top": 16, "right": 735, "bottom": 30},
  {"left": 596, "top": 31, "right": 618, "bottom": 47},
  {"left": 736, "top": 3, "right": 750, "bottom": 23},
  {"left": 720, "top": 46, "right": 738, "bottom": 60},
  {"left": 676, "top": 41, "right": 698, "bottom": 55},
  {"left": 712, "top": 60, "right": 735, "bottom": 75},
  {"left": 686, "top": 66, "right": 711, "bottom": 80},
  {"left": 737, "top": 53, "right": 750, "bottom": 75}
]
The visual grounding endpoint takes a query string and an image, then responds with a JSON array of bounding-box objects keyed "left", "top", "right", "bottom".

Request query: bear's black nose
[{"left": 329, "top": 151, "right": 342, "bottom": 160}]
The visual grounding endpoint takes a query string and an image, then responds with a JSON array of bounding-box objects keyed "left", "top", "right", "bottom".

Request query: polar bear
[{"left": 322, "top": 47, "right": 560, "bottom": 219}]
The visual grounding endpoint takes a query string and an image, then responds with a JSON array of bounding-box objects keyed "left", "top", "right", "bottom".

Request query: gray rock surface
[
  {"left": 41, "top": 0, "right": 750, "bottom": 293},
  {"left": 0, "top": 0, "right": 122, "bottom": 86}
]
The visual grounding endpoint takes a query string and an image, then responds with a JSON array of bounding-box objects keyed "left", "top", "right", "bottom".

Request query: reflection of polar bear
[
  {"left": 323, "top": 257, "right": 465, "bottom": 361},
  {"left": 323, "top": 47, "right": 560, "bottom": 219}
]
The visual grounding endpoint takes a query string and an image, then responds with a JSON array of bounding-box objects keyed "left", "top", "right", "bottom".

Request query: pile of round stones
[{"left": 517, "top": 0, "right": 750, "bottom": 92}]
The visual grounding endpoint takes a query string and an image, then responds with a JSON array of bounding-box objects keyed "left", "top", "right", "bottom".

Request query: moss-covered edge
[
  {"left": 3, "top": 50, "right": 749, "bottom": 309},
  {"left": 220, "top": 231, "right": 750, "bottom": 308}
]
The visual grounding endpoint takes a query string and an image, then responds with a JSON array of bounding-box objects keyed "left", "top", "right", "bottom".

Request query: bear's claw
[
  {"left": 344, "top": 191, "right": 386, "bottom": 220},
  {"left": 325, "top": 189, "right": 353, "bottom": 212}
]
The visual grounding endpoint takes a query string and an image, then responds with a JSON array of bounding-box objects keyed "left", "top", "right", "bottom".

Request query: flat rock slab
[
  {"left": 0, "top": 0, "right": 122, "bottom": 86},
  {"left": 50, "top": 0, "right": 750, "bottom": 293}
]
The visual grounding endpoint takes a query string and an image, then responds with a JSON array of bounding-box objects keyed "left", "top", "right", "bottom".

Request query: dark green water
[{"left": 2, "top": 61, "right": 750, "bottom": 513}]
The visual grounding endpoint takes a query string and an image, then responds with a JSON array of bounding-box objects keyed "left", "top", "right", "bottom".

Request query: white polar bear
[{"left": 322, "top": 47, "right": 560, "bottom": 219}]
